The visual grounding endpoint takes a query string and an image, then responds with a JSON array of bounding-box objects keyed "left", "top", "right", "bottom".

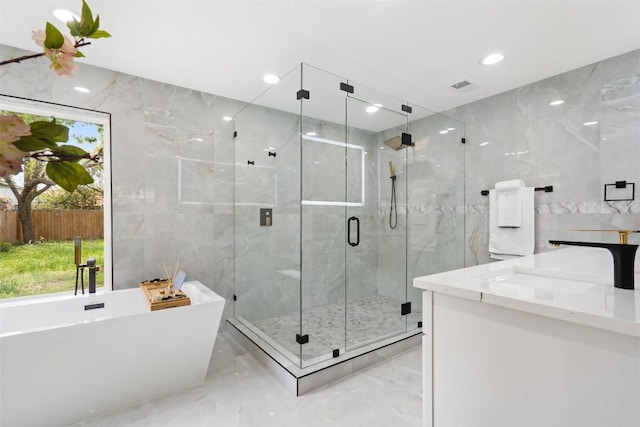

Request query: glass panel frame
[
  {"left": 344, "top": 96, "right": 410, "bottom": 352},
  {"left": 233, "top": 64, "right": 303, "bottom": 365},
  {"left": 232, "top": 62, "right": 466, "bottom": 370},
  {"left": 299, "top": 64, "right": 348, "bottom": 367}
]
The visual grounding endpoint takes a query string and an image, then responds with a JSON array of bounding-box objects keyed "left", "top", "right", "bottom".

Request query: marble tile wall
[
  {"left": 4, "top": 42, "right": 636, "bottom": 331},
  {"left": 444, "top": 48, "right": 640, "bottom": 266},
  {"left": 376, "top": 111, "right": 466, "bottom": 311},
  {"left": 0, "top": 45, "right": 243, "bottom": 324}
]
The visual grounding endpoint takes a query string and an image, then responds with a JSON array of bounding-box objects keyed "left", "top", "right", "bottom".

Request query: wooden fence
[{"left": 0, "top": 210, "right": 103, "bottom": 242}]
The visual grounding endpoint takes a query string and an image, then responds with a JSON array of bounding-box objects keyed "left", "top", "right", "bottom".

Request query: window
[{"left": 0, "top": 95, "right": 111, "bottom": 298}]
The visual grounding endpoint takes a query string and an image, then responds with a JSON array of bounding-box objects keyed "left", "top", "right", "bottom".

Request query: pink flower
[
  {"left": 0, "top": 115, "right": 30, "bottom": 177},
  {"left": 0, "top": 114, "right": 31, "bottom": 143},
  {"left": 32, "top": 29, "right": 79, "bottom": 77},
  {"left": 49, "top": 51, "right": 78, "bottom": 76},
  {"left": 0, "top": 153, "right": 24, "bottom": 177},
  {"left": 32, "top": 29, "right": 46, "bottom": 47},
  {"left": 60, "top": 35, "right": 77, "bottom": 56}
]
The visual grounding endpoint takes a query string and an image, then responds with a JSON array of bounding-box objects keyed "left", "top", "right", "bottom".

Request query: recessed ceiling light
[
  {"left": 479, "top": 141, "right": 491, "bottom": 146},
  {"left": 73, "top": 86, "right": 90, "bottom": 93},
  {"left": 306, "top": 132, "right": 316, "bottom": 136},
  {"left": 366, "top": 105, "right": 379, "bottom": 113},
  {"left": 222, "top": 116, "right": 233, "bottom": 121},
  {"left": 53, "top": 9, "right": 79, "bottom": 23},
  {"left": 447, "top": 127, "right": 455, "bottom": 131},
  {"left": 263, "top": 74, "right": 279, "bottom": 84},
  {"left": 439, "top": 130, "right": 449, "bottom": 134},
  {"left": 194, "top": 137, "right": 204, "bottom": 142},
  {"left": 481, "top": 53, "right": 504, "bottom": 65},
  {"left": 549, "top": 100, "right": 565, "bottom": 106},
  {"left": 583, "top": 121, "right": 599, "bottom": 126}
]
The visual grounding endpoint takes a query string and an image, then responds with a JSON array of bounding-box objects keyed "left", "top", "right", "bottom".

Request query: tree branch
[
  {"left": 32, "top": 183, "right": 53, "bottom": 199},
  {"left": 0, "top": 40, "right": 91, "bottom": 67},
  {"left": 1, "top": 175, "right": 21, "bottom": 200},
  {"left": 0, "top": 52, "right": 45, "bottom": 66},
  {"left": 29, "top": 152, "right": 103, "bottom": 163},
  {"left": 22, "top": 176, "right": 54, "bottom": 196}
]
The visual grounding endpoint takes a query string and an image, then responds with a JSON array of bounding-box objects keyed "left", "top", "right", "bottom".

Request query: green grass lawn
[{"left": 0, "top": 239, "right": 104, "bottom": 299}]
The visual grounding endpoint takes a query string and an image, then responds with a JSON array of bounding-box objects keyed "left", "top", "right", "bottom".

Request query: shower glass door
[
  {"left": 345, "top": 96, "right": 409, "bottom": 351},
  {"left": 299, "top": 64, "right": 348, "bottom": 367}
]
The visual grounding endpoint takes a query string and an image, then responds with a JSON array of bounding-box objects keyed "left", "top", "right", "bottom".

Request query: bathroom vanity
[{"left": 414, "top": 247, "right": 640, "bottom": 427}]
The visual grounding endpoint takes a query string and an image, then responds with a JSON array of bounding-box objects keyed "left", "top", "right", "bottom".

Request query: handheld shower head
[{"left": 388, "top": 161, "right": 396, "bottom": 179}]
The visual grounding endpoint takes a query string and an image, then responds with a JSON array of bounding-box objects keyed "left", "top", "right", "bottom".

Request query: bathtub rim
[{"left": 0, "top": 281, "right": 223, "bottom": 338}]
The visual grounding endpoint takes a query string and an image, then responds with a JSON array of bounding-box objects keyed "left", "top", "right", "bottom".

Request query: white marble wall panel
[
  {"left": 1, "top": 45, "right": 243, "bottom": 326},
  {"left": 6, "top": 41, "right": 636, "bottom": 335},
  {"left": 445, "top": 48, "right": 640, "bottom": 266}
]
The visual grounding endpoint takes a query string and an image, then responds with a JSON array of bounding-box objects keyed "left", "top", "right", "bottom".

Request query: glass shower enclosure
[{"left": 233, "top": 64, "right": 464, "bottom": 368}]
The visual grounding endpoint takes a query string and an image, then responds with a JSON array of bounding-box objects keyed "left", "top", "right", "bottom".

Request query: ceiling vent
[{"left": 451, "top": 80, "right": 473, "bottom": 90}]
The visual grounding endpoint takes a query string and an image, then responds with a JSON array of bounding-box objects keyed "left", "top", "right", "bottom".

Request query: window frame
[{"left": 0, "top": 94, "right": 112, "bottom": 294}]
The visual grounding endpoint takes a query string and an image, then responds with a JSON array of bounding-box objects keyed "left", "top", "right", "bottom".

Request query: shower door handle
[{"left": 348, "top": 216, "right": 360, "bottom": 247}]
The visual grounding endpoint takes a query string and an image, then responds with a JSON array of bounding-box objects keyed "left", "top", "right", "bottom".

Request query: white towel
[
  {"left": 489, "top": 186, "right": 534, "bottom": 260},
  {"left": 495, "top": 179, "right": 525, "bottom": 228}
]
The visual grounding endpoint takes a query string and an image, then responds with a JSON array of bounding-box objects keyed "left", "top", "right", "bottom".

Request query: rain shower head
[{"left": 383, "top": 132, "right": 414, "bottom": 151}]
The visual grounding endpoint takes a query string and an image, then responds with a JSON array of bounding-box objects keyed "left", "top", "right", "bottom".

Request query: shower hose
[{"left": 389, "top": 175, "right": 397, "bottom": 229}]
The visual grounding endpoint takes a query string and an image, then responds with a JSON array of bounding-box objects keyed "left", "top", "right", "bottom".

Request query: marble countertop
[{"left": 414, "top": 247, "right": 640, "bottom": 337}]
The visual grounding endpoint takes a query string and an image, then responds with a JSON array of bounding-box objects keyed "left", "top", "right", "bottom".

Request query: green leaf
[
  {"left": 67, "top": 19, "right": 81, "bottom": 37},
  {"left": 77, "top": 0, "right": 95, "bottom": 36},
  {"left": 29, "top": 121, "right": 69, "bottom": 143},
  {"left": 74, "top": 51, "right": 85, "bottom": 58},
  {"left": 44, "top": 22, "right": 64, "bottom": 49},
  {"left": 81, "top": 0, "right": 94, "bottom": 22},
  {"left": 46, "top": 161, "right": 94, "bottom": 193},
  {"left": 87, "top": 29, "right": 111, "bottom": 39},
  {"left": 51, "top": 145, "right": 88, "bottom": 160},
  {"left": 12, "top": 136, "right": 57, "bottom": 151},
  {"left": 89, "top": 15, "right": 100, "bottom": 35}
]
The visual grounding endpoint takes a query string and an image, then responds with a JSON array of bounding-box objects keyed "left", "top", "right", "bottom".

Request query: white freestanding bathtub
[{"left": 0, "top": 281, "right": 225, "bottom": 427}]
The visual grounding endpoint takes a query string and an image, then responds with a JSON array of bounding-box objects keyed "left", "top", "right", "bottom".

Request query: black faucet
[
  {"left": 87, "top": 257, "right": 97, "bottom": 293},
  {"left": 549, "top": 240, "right": 638, "bottom": 290}
]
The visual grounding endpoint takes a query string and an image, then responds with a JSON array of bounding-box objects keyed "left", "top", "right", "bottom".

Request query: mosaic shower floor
[{"left": 252, "top": 294, "right": 422, "bottom": 362}]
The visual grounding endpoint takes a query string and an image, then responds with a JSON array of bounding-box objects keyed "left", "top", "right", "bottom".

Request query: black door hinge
[
  {"left": 401, "top": 302, "right": 412, "bottom": 316},
  {"left": 340, "top": 82, "right": 354, "bottom": 93}
]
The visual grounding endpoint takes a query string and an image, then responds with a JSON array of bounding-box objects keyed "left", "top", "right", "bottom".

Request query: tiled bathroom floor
[
  {"left": 70, "top": 331, "right": 422, "bottom": 427},
  {"left": 253, "top": 294, "right": 422, "bottom": 361}
]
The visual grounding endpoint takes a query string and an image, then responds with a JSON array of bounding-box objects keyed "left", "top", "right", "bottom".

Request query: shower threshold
[{"left": 227, "top": 316, "right": 421, "bottom": 395}]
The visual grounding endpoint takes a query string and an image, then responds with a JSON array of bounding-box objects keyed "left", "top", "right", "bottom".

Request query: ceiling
[{"left": 1, "top": 0, "right": 640, "bottom": 115}]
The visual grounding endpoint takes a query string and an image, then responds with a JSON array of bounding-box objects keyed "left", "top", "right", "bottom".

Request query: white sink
[{"left": 475, "top": 266, "right": 607, "bottom": 296}]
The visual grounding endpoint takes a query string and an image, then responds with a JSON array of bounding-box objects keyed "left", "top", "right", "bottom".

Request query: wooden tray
[{"left": 140, "top": 279, "right": 191, "bottom": 311}]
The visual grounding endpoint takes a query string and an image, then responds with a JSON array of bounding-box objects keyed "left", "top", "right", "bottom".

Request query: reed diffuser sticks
[{"left": 158, "top": 260, "right": 183, "bottom": 282}]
